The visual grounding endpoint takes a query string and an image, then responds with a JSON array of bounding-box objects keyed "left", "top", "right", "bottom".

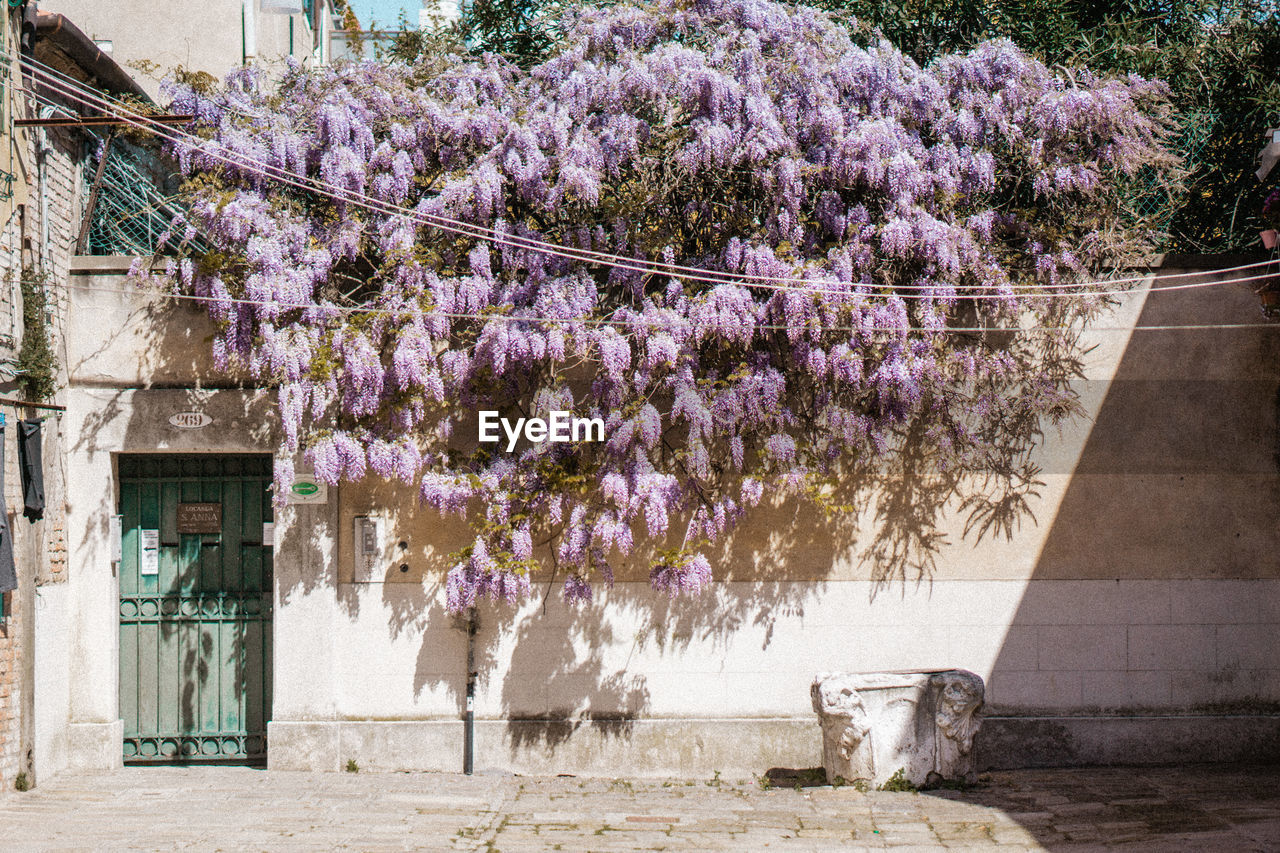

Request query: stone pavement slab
[{"left": 0, "top": 764, "right": 1278, "bottom": 850}]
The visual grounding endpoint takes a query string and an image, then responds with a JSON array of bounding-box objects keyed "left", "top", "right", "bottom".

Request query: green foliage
[
  {"left": 127, "top": 61, "right": 217, "bottom": 96},
  {"left": 380, "top": 0, "right": 572, "bottom": 69},
  {"left": 338, "top": 3, "right": 367, "bottom": 58},
  {"left": 14, "top": 771, "right": 30, "bottom": 792},
  {"left": 815, "top": 0, "right": 1280, "bottom": 251},
  {"left": 344, "top": 758, "right": 359, "bottom": 773},
  {"left": 171, "top": 66, "right": 219, "bottom": 96},
  {"left": 456, "top": 0, "right": 569, "bottom": 67},
  {"left": 799, "top": 767, "right": 827, "bottom": 786},
  {"left": 876, "top": 768, "right": 918, "bottom": 792},
  {"left": 16, "top": 270, "right": 58, "bottom": 402}
]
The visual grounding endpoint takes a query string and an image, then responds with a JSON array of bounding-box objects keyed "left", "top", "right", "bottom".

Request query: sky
[{"left": 347, "top": 0, "right": 421, "bottom": 28}]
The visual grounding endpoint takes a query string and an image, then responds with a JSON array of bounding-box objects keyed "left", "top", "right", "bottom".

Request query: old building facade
[
  {"left": 2, "top": 0, "right": 1279, "bottom": 792},
  {"left": 45, "top": 256, "right": 1280, "bottom": 779},
  {"left": 0, "top": 2, "right": 88, "bottom": 794}
]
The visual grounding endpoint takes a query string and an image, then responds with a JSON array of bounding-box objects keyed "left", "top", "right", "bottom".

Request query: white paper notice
[
  {"left": 262, "top": 522, "right": 275, "bottom": 547},
  {"left": 140, "top": 529, "right": 160, "bottom": 576},
  {"left": 109, "top": 515, "right": 123, "bottom": 563}
]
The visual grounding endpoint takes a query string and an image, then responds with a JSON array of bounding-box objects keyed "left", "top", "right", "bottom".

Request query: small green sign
[{"left": 285, "top": 476, "right": 327, "bottom": 504}]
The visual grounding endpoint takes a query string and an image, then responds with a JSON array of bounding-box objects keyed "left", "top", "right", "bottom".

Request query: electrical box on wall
[
  {"left": 351, "top": 511, "right": 411, "bottom": 583},
  {"left": 353, "top": 515, "right": 380, "bottom": 582}
]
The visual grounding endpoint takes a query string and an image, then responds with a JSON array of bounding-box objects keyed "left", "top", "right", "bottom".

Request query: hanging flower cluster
[{"left": 153, "top": 0, "right": 1172, "bottom": 610}]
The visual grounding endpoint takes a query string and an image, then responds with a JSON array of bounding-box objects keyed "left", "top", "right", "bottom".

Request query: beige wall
[
  {"left": 2, "top": 25, "right": 81, "bottom": 791},
  {"left": 61, "top": 258, "right": 1280, "bottom": 776},
  {"left": 43, "top": 1, "right": 328, "bottom": 101},
  {"left": 52, "top": 260, "right": 279, "bottom": 777}
]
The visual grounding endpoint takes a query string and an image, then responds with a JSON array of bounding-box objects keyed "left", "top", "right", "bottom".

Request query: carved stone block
[{"left": 810, "top": 669, "right": 984, "bottom": 788}]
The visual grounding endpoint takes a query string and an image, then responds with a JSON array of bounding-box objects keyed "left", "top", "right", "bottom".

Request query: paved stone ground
[{"left": 1, "top": 764, "right": 1278, "bottom": 851}]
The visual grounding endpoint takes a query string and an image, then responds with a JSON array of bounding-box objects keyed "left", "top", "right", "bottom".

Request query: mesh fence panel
[
  {"left": 84, "top": 141, "right": 203, "bottom": 256},
  {"left": 1117, "top": 109, "right": 1217, "bottom": 248}
]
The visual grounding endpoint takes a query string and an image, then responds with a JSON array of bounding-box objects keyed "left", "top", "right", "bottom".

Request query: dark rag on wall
[
  {"left": 18, "top": 419, "right": 43, "bottom": 521},
  {"left": 0, "top": 425, "right": 16, "bottom": 594}
]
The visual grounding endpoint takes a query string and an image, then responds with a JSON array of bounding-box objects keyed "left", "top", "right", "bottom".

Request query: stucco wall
[
  {"left": 2, "top": 38, "right": 81, "bottom": 792},
  {"left": 42, "top": 0, "right": 326, "bottom": 101},
  {"left": 62, "top": 259, "right": 1280, "bottom": 777},
  {"left": 54, "top": 261, "right": 277, "bottom": 774}
]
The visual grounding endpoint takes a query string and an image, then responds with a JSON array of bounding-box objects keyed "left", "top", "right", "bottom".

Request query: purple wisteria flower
[{"left": 152, "top": 0, "right": 1173, "bottom": 611}]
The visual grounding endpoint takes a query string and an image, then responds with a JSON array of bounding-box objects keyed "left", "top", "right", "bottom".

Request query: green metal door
[{"left": 118, "top": 455, "right": 273, "bottom": 764}]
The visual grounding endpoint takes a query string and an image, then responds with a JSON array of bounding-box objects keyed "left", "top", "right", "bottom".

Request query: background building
[{"left": 39, "top": 0, "right": 335, "bottom": 100}]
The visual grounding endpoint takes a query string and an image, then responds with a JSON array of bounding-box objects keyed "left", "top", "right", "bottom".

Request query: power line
[{"left": 69, "top": 278, "right": 1280, "bottom": 333}]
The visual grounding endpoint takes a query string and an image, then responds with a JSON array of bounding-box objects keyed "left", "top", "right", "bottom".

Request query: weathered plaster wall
[
  {"left": 3, "top": 78, "right": 81, "bottom": 792},
  {"left": 63, "top": 259, "right": 1280, "bottom": 777},
  {"left": 43, "top": 0, "right": 326, "bottom": 101},
  {"left": 54, "top": 261, "right": 277, "bottom": 773}
]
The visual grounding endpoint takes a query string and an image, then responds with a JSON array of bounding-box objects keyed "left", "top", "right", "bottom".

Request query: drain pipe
[
  {"left": 36, "top": 108, "right": 54, "bottom": 271},
  {"left": 464, "top": 607, "right": 477, "bottom": 775},
  {"left": 242, "top": 0, "right": 256, "bottom": 65}
]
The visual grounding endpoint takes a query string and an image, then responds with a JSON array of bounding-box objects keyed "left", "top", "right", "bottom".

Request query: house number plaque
[
  {"left": 176, "top": 502, "right": 222, "bottom": 534},
  {"left": 169, "top": 412, "right": 213, "bottom": 429}
]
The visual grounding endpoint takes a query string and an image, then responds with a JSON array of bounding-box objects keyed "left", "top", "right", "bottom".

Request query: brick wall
[
  {"left": 0, "top": 585, "right": 25, "bottom": 790},
  {"left": 0, "top": 113, "right": 27, "bottom": 800},
  {"left": 28, "top": 123, "right": 78, "bottom": 594},
  {"left": 0, "top": 88, "right": 83, "bottom": 794}
]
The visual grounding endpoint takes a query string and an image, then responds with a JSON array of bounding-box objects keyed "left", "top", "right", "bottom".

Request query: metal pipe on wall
[
  {"left": 36, "top": 106, "right": 52, "bottom": 272},
  {"left": 242, "top": 0, "right": 257, "bottom": 64},
  {"left": 464, "top": 607, "right": 476, "bottom": 775}
]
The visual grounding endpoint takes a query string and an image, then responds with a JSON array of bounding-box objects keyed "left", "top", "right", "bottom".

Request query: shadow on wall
[
  {"left": 979, "top": 263, "right": 1280, "bottom": 776},
  {"left": 349, "top": 498, "right": 850, "bottom": 754},
  {"left": 318, "top": 299, "right": 1092, "bottom": 763},
  {"left": 491, "top": 577, "right": 822, "bottom": 753},
  {"left": 68, "top": 268, "right": 279, "bottom": 765},
  {"left": 80, "top": 258, "right": 1280, "bottom": 788},
  {"left": 339, "top": 427, "right": 1071, "bottom": 761}
]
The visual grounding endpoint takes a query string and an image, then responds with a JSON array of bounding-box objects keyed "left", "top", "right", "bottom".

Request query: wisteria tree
[{"left": 153, "top": 0, "right": 1173, "bottom": 610}]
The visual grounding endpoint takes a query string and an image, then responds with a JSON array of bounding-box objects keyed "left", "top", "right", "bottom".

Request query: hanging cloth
[
  {"left": 18, "top": 419, "right": 43, "bottom": 522},
  {"left": 0, "top": 425, "right": 16, "bottom": 594}
]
